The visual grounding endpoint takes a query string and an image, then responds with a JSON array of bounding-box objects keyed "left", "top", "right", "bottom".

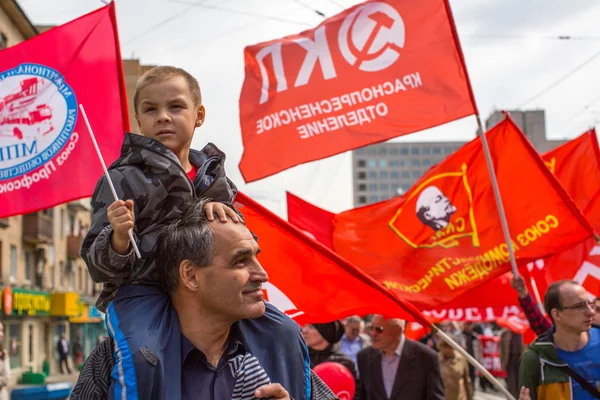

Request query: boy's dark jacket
[
  {"left": 81, "top": 133, "right": 236, "bottom": 311},
  {"left": 80, "top": 133, "right": 313, "bottom": 400}
]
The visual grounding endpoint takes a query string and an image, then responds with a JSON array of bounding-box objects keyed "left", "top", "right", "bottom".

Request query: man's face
[
  {"left": 416, "top": 186, "right": 457, "bottom": 229},
  {"left": 301, "top": 325, "right": 326, "bottom": 349},
  {"left": 426, "top": 188, "right": 455, "bottom": 220},
  {"left": 345, "top": 322, "right": 360, "bottom": 341},
  {"left": 135, "top": 76, "right": 204, "bottom": 157},
  {"left": 554, "top": 283, "right": 595, "bottom": 333},
  {"left": 463, "top": 322, "right": 473, "bottom": 333},
  {"left": 193, "top": 220, "right": 268, "bottom": 321},
  {"left": 368, "top": 315, "right": 401, "bottom": 351}
]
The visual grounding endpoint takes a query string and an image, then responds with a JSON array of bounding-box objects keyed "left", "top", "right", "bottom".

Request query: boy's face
[{"left": 135, "top": 76, "right": 205, "bottom": 156}]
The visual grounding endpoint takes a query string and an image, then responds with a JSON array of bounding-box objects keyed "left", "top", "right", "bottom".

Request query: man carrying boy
[{"left": 81, "top": 66, "right": 314, "bottom": 399}]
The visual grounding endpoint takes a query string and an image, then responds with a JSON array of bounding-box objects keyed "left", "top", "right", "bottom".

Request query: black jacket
[{"left": 357, "top": 340, "right": 445, "bottom": 400}]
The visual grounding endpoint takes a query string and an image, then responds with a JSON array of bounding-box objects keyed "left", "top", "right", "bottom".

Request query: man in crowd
[
  {"left": 303, "top": 320, "right": 358, "bottom": 396},
  {"left": 460, "top": 322, "right": 481, "bottom": 393},
  {"left": 499, "top": 328, "right": 523, "bottom": 397},
  {"left": 70, "top": 199, "right": 336, "bottom": 400},
  {"left": 519, "top": 280, "right": 600, "bottom": 400},
  {"left": 356, "top": 315, "right": 444, "bottom": 400},
  {"left": 339, "top": 316, "right": 371, "bottom": 372},
  {"left": 57, "top": 332, "right": 72, "bottom": 374}
]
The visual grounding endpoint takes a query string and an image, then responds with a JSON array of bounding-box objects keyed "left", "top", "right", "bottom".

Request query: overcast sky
[{"left": 19, "top": 0, "right": 600, "bottom": 216}]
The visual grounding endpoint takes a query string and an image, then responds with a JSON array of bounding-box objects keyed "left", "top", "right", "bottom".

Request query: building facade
[
  {"left": 123, "top": 59, "right": 156, "bottom": 133},
  {"left": 352, "top": 110, "right": 566, "bottom": 206}
]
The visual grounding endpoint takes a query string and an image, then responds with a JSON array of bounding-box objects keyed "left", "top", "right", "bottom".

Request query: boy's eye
[
  {"left": 143, "top": 107, "right": 155, "bottom": 113},
  {"left": 171, "top": 104, "right": 183, "bottom": 109}
]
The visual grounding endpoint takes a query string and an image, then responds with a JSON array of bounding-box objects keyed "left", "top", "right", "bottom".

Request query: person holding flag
[{"left": 80, "top": 66, "right": 313, "bottom": 400}]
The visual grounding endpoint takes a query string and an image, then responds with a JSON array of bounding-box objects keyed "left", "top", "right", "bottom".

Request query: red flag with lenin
[
  {"left": 0, "top": 3, "right": 128, "bottom": 218},
  {"left": 289, "top": 117, "right": 593, "bottom": 309},
  {"left": 238, "top": 0, "right": 476, "bottom": 182}
]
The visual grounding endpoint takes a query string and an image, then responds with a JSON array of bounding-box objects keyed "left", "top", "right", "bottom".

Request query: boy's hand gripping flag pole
[{"left": 79, "top": 104, "right": 142, "bottom": 259}]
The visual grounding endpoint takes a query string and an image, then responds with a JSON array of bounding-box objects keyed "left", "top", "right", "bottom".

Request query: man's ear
[{"left": 179, "top": 260, "right": 199, "bottom": 292}]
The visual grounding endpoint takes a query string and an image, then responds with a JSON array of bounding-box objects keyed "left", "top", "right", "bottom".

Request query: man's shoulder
[
  {"left": 405, "top": 338, "right": 438, "bottom": 360},
  {"left": 357, "top": 345, "right": 377, "bottom": 359}
]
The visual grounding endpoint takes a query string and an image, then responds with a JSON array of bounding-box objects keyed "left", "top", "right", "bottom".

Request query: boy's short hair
[{"left": 133, "top": 66, "right": 202, "bottom": 114}]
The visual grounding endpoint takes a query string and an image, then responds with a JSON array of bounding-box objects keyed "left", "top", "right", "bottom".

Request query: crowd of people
[{"left": 60, "top": 64, "right": 600, "bottom": 400}]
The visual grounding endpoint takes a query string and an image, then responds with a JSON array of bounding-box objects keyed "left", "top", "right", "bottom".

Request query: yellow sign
[{"left": 50, "top": 292, "right": 80, "bottom": 317}]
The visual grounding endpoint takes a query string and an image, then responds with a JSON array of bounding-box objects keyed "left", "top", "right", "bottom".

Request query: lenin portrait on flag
[
  {"left": 415, "top": 186, "right": 457, "bottom": 231},
  {"left": 389, "top": 164, "right": 480, "bottom": 249}
]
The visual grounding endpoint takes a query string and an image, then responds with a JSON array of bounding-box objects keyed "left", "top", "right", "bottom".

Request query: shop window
[{"left": 7, "top": 324, "right": 21, "bottom": 369}]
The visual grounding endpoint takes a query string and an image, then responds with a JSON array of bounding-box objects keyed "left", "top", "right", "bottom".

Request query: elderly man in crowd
[{"left": 356, "top": 315, "right": 444, "bottom": 400}]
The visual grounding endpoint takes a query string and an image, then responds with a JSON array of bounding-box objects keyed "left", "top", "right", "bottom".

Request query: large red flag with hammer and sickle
[{"left": 238, "top": 0, "right": 476, "bottom": 182}]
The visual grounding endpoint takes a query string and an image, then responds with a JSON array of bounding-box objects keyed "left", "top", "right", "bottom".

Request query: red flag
[
  {"left": 288, "top": 127, "right": 600, "bottom": 315},
  {"left": 0, "top": 4, "right": 128, "bottom": 218},
  {"left": 234, "top": 192, "right": 429, "bottom": 325},
  {"left": 238, "top": 0, "right": 476, "bottom": 182},
  {"left": 287, "top": 192, "right": 335, "bottom": 248},
  {"left": 478, "top": 336, "right": 506, "bottom": 378},
  {"left": 289, "top": 117, "right": 591, "bottom": 309}
]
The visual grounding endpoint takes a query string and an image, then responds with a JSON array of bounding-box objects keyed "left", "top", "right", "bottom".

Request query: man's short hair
[
  {"left": 133, "top": 65, "right": 202, "bottom": 114},
  {"left": 156, "top": 198, "right": 243, "bottom": 294},
  {"left": 544, "top": 280, "right": 580, "bottom": 324},
  {"left": 345, "top": 315, "right": 362, "bottom": 325}
]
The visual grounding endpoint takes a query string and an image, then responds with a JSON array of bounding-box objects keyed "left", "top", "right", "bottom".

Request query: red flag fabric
[
  {"left": 0, "top": 3, "right": 127, "bottom": 218},
  {"left": 287, "top": 191, "right": 335, "bottom": 248},
  {"left": 234, "top": 192, "right": 430, "bottom": 325},
  {"left": 287, "top": 127, "right": 600, "bottom": 318},
  {"left": 238, "top": 0, "right": 476, "bottom": 182},
  {"left": 332, "top": 117, "right": 593, "bottom": 309},
  {"left": 426, "top": 130, "right": 600, "bottom": 319}
]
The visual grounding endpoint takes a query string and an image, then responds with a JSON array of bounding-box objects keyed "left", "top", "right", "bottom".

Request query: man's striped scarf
[{"left": 229, "top": 352, "right": 271, "bottom": 400}]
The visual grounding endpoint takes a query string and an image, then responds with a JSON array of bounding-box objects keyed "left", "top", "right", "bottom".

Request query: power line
[
  {"left": 146, "top": 4, "right": 311, "bottom": 58},
  {"left": 326, "top": 0, "right": 348, "bottom": 9},
  {"left": 555, "top": 92, "right": 600, "bottom": 133},
  {"left": 289, "top": 0, "right": 326, "bottom": 17},
  {"left": 166, "top": 0, "right": 312, "bottom": 27},
  {"left": 462, "top": 33, "right": 600, "bottom": 41},
  {"left": 122, "top": 0, "right": 209, "bottom": 45},
  {"left": 516, "top": 47, "right": 600, "bottom": 108}
]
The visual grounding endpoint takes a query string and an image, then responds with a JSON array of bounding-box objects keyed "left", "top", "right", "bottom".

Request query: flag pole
[
  {"left": 432, "top": 325, "right": 516, "bottom": 400},
  {"left": 530, "top": 276, "right": 545, "bottom": 314},
  {"left": 475, "top": 115, "right": 519, "bottom": 276},
  {"left": 79, "top": 104, "right": 142, "bottom": 259}
]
